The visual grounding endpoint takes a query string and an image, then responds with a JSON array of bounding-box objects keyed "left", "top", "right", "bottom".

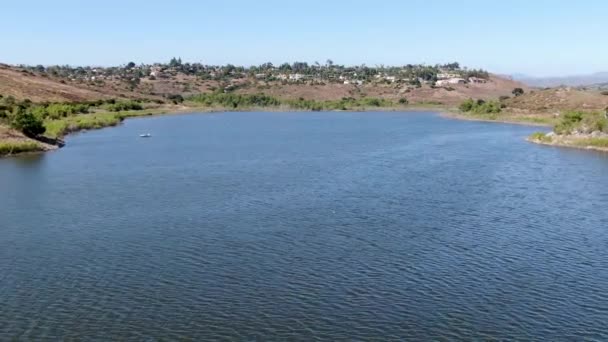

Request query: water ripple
[{"left": 1, "top": 112, "right": 608, "bottom": 340}]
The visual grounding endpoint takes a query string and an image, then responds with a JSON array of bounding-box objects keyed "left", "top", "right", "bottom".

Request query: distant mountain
[{"left": 513, "top": 72, "right": 608, "bottom": 88}]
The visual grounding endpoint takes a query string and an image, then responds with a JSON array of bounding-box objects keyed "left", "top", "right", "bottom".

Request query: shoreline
[
  {"left": 527, "top": 135, "right": 608, "bottom": 153},
  {"left": 439, "top": 111, "right": 554, "bottom": 127},
  {"left": 2, "top": 105, "right": 605, "bottom": 158}
]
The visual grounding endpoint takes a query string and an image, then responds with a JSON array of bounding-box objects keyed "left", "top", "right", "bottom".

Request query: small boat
[{"left": 139, "top": 133, "right": 151, "bottom": 138}]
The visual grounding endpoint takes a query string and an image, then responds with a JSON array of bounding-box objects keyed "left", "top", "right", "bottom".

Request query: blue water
[{"left": 1, "top": 112, "right": 608, "bottom": 340}]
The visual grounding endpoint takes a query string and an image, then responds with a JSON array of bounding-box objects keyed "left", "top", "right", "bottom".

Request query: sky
[{"left": 0, "top": 0, "right": 606, "bottom": 77}]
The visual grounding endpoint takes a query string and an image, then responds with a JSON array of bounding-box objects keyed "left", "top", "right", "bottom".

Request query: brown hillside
[
  {"left": 0, "top": 65, "right": 111, "bottom": 102},
  {"left": 505, "top": 87, "right": 608, "bottom": 114},
  {"left": 1, "top": 63, "right": 528, "bottom": 106},
  {"left": 0, "top": 64, "right": 162, "bottom": 102},
  {"left": 234, "top": 75, "right": 528, "bottom": 105}
]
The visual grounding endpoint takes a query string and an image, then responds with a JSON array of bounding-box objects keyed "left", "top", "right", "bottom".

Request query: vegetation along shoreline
[
  {"left": 2, "top": 59, "right": 608, "bottom": 156},
  {"left": 2, "top": 93, "right": 607, "bottom": 157}
]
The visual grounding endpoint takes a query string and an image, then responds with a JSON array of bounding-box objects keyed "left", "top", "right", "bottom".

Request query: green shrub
[
  {"left": 459, "top": 99, "right": 475, "bottom": 112},
  {"left": 512, "top": 88, "right": 524, "bottom": 96},
  {"left": 553, "top": 111, "right": 608, "bottom": 134},
  {"left": 45, "top": 103, "right": 90, "bottom": 119},
  {"left": 10, "top": 108, "right": 46, "bottom": 137},
  {"left": 189, "top": 93, "right": 281, "bottom": 108},
  {"left": 529, "top": 132, "right": 552, "bottom": 142},
  {"left": 167, "top": 94, "right": 184, "bottom": 104},
  {"left": 459, "top": 99, "right": 501, "bottom": 114},
  {"left": 106, "top": 100, "right": 143, "bottom": 112}
]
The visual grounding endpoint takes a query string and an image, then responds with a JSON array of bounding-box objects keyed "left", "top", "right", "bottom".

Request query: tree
[
  {"left": 169, "top": 57, "right": 182, "bottom": 68},
  {"left": 126, "top": 61, "right": 136, "bottom": 69},
  {"left": 512, "top": 88, "right": 524, "bottom": 97},
  {"left": 459, "top": 99, "right": 475, "bottom": 112},
  {"left": 11, "top": 107, "right": 46, "bottom": 137}
]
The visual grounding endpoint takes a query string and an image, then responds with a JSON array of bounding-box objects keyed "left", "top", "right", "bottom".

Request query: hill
[
  {"left": 0, "top": 64, "right": 110, "bottom": 102},
  {"left": 0, "top": 63, "right": 526, "bottom": 106},
  {"left": 514, "top": 72, "right": 608, "bottom": 88},
  {"left": 504, "top": 87, "right": 608, "bottom": 114}
]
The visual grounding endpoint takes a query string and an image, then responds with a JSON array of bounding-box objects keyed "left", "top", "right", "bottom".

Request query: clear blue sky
[{"left": 1, "top": 0, "right": 606, "bottom": 76}]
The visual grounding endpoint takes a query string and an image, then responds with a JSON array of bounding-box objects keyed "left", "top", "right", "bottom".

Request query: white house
[
  {"left": 469, "top": 77, "right": 487, "bottom": 84},
  {"left": 437, "top": 73, "right": 460, "bottom": 80},
  {"left": 448, "top": 78, "right": 466, "bottom": 84},
  {"left": 289, "top": 73, "right": 305, "bottom": 81},
  {"left": 436, "top": 78, "right": 466, "bottom": 86},
  {"left": 385, "top": 76, "right": 397, "bottom": 83}
]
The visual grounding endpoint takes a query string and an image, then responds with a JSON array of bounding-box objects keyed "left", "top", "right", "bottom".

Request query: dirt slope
[
  {"left": 505, "top": 87, "right": 608, "bottom": 113},
  {"left": 1, "top": 63, "right": 528, "bottom": 106},
  {"left": 233, "top": 75, "right": 528, "bottom": 105},
  {"left": 0, "top": 65, "right": 111, "bottom": 102}
]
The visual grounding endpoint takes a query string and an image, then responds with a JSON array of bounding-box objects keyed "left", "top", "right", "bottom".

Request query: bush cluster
[
  {"left": 105, "top": 100, "right": 144, "bottom": 112},
  {"left": 554, "top": 111, "right": 608, "bottom": 134},
  {"left": 190, "top": 93, "right": 282, "bottom": 108},
  {"left": 459, "top": 99, "right": 502, "bottom": 114}
]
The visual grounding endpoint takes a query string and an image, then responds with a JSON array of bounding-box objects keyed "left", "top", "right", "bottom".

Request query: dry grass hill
[
  {"left": 505, "top": 87, "right": 608, "bottom": 114},
  {"left": 1, "top": 63, "right": 526, "bottom": 105}
]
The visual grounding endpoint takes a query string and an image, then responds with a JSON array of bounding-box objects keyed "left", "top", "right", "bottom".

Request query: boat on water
[{"left": 140, "top": 133, "right": 152, "bottom": 138}]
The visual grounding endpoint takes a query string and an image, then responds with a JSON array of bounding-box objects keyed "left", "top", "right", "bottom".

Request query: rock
[{"left": 546, "top": 132, "right": 556, "bottom": 137}]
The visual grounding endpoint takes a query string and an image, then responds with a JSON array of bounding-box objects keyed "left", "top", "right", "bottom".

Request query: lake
[{"left": 1, "top": 111, "right": 608, "bottom": 340}]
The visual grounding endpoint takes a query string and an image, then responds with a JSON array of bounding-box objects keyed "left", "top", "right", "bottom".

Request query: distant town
[{"left": 16, "top": 59, "right": 490, "bottom": 92}]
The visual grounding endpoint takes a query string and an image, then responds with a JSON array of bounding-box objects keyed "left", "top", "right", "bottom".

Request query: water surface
[{"left": 1, "top": 112, "right": 608, "bottom": 340}]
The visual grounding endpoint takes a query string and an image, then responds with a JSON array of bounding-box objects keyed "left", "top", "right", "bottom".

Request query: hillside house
[
  {"left": 385, "top": 76, "right": 397, "bottom": 83},
  {"left": 289, "top": 73, "right": 305, "bottom": 81},
  {"left": 468, "top": 77, "right": 487, "bottom": 84},
  {"left": 150, "top": 66, "right": 165, "bottom": 78},
  {"left": 436, "top": 78, "right": 466, "bottom": 86},
  {"left": 437, "top": 73, "right": 460, "bottom": 80}
]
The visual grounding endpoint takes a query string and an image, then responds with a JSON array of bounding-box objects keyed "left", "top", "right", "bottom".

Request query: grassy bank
[
  {"left": 0, "top": 140, "right": 43, "bottom": 156},
  {"left": 43, "top": 109, "right": 163, "bottom": 138},
  {"left": 527, "top": 110, "right": 608, "bottom": 152},
  {"left": 528, "top": 133, "right": 608, "bottom": 151},
  {"left": 447, "top": 111, "right": 558, "bottom": 126},
  {"left": 453, "top": 98, "right": 558, "bottom": 126},
  {"left": 188, "top": 93, "right": 404, "bottom": 111}
]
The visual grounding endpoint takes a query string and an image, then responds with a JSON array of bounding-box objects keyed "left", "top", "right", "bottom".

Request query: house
[
  {"left": 289, "top": 73, "right": 305, "bottom": 81},
  {"left": 437, "top": 73, "right": 460, "bottom": 80},
  {"left": 385, "top": 76, "right": 397, "bottom": 83},
  {"left": 150, "top": 66, "right": 165, "bottom": 78},
  {"left": 436, "top": 78, "right": 466, "bottom": 86},
  {"left": 468, "top": 77, "right": 487, "bottom": 84},
  {"left": 255, "top": 73, "right": 267, "bottom": 79},
  {"left": 447, "top": 78, "right": 466, "bottom": 84}
]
